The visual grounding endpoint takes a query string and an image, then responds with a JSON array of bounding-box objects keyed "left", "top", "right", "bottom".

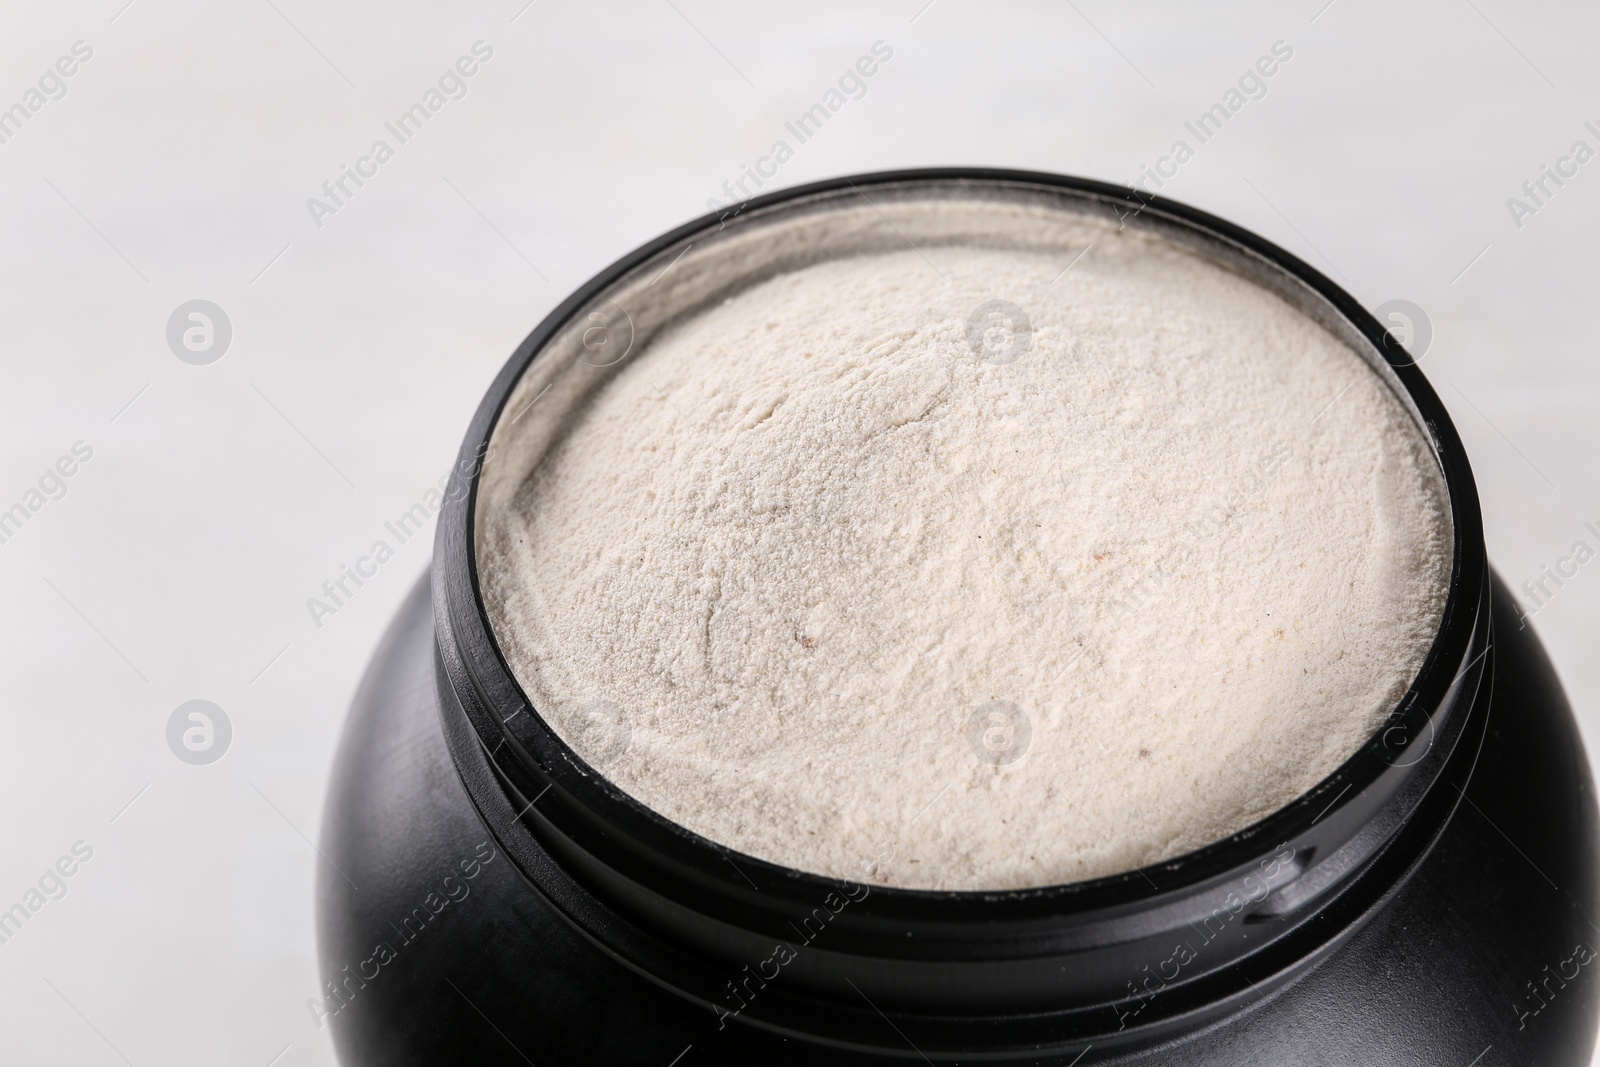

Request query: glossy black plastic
[{"left": 316, "top": 170, "right": 1600, "bottom": 1064}]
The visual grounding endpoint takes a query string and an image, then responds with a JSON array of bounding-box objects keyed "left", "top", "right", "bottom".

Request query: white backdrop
[{"left": 1, "top": 1, "right": 1596, "bottom": 1064}]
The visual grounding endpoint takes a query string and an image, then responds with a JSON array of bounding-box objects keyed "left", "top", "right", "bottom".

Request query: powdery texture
[{"left": 480, "top": 239, "right": 1452, "bottom": 891}]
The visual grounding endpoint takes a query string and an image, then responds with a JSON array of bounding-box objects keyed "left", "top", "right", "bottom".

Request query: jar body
[
  {"left": 317, "top": 170, "right": 1599, "bottom": 1065},
  {"left": 316, "top": 570, "right": 1599, "bottom": 1066}
]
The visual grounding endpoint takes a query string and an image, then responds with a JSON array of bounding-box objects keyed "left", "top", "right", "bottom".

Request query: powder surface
[{"left": 480, "top": 236, "right": 1452, "bottom": 892}]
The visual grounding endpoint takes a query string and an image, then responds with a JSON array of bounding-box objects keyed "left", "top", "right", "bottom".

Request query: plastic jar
[{"left": 317, "top": 170, "right": 1599, "bottom": 1066}]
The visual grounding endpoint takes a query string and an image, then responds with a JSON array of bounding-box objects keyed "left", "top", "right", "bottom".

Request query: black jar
[{"left": 316, "top": 169, "right": 1600, "bottom": 1066}]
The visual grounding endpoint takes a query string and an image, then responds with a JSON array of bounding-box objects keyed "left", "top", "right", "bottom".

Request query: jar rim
[{"left": 429, "top": 168, "right": 1491, "bottom": 1043}]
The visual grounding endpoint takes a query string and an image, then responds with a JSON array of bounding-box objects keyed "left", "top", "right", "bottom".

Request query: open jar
[{"left": 316, "top": 170, "right": 1599, "bottom": 1066}]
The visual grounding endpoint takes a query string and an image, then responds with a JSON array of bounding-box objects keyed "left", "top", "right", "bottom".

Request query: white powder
[{"left": 480, "top": 234, "right": 1451, "bottom": 892}]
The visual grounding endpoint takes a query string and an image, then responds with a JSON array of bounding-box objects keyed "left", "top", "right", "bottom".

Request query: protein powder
[{"left": 478, "top": 229, "right": 1452, "bottom": 892}]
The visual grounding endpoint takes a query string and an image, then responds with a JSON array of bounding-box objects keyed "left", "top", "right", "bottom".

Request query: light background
[{"left": 0, "top": 1, "right": 1595, "bottom": 1064}]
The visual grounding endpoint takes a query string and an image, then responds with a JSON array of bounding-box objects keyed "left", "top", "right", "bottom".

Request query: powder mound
[{"left": 480, "top": 238, "right": 1452, "bottom": 891}]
